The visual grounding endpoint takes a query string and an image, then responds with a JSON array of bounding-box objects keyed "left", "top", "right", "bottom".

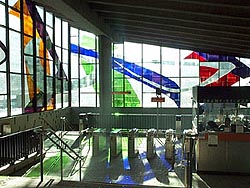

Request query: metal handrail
[
  {"left": 38, "top": 117, "right": 84, "bottom": 181},
  {"left": 61, "top": 116, "right": 74, "bottom": 131},
  {"left": 45, "top": 129, "right": 83, "bottom": 161},
  {"left": 0, "top": 127, "right": 41, "bottom": 168},
  {"left": 38, "top": 117, "right": 84, "bottom": 159},
  {"left": 39, "top": 117, "right": 57, "bottom": 131},
  {"left": 0, "top": 126, "right": 42, "bottom": 138}
]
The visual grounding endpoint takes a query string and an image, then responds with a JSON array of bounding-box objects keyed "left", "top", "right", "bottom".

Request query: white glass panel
[
  {"left": 124, "top": 42, "right": 141, "bottom": 63},
  {"left": 143, "top": 44, "right": 160, "bottom": 72},
  {"left": 113, "top": 43, "right": 123, "bottom": 59},
  {"left": 181, "top": 77, "right": 199, "bottom": 107},
  {"left": 63, "top": 49, "right": 68, "bottom": 63},
  {"left": 180, "top": 49, "right": 199, "bottom": 77},
  {"left": 71, "top": 52, "right": 79, "bottom": 79},
  {"left": 36, "top": 6, "right": 44, "bottom": 22},
  {"left": 47, "top": 60, "right": 53, "bottom": 76},
  {"left": 9, "top": 9, "right": 20, "bottom": 31},
  {"left": 46, "top": 12, "right": 53, "bottom": 27},
  {"left": 0, "top": 95, "right": 7, "bottom": 117},
  {"left": 63, "top": 92, "right": 68, "bottom": 107},
  {"left": 55, "top": 17, "right": 61, "bottom": 46},
  {"left": 0, "top": 27, "right": 6, "bottom": 71},
  {"left": 80, "top": 30, "right": 95, "bottom": 49},
  {"left": 62, "top": 21, "right": 68, "bottom": 49},
  {"left": 80, "top": 93, "right": 96, "bottom": 107},
  {"left": 162, "top": 47, "right": 180, "bottom": 77},
  {"left": 9, "top": 31, "right": 21, "bottom": 73},
  {"left": 71, "top": 79, "right": 79, "bottom": 107},
  {"left": 143, "top": 91, "right": 157, "bottom": 108},
  {"left": 10, "top": 74, "right": 22, "bottom": 115},
  {"left": 55, "top": 46, "right": 61, "bottom": 62},
  {"left": 62, "top": 63, "right": 68, "bottom": 78},
  {"left": 0, "top": 4, "right": 6, "bottom": 25},
  {"left": 8, "top": 0, "right": 17, "bottom": 6},
  {"left": 0, "top": 72, "right": 6, "bottom": 94}
]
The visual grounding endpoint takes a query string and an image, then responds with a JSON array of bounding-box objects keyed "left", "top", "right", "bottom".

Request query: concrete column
[{"left": 99, "top": 35, "right": 112, "bottom": 129}]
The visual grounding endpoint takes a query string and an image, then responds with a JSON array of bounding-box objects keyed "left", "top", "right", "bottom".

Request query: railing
[
  {"left": 38, "top": 117, "right": 86, "bottom": 181},
  {"left": 45, "top": 129, "right": 83, "bottom": 161},
  {"left": 79, "top": 113, "right": 192, "bottom": 130},
  {"left": 63, "top": 117, "right": 74, "bottom": 131},
  {"left": 39, "top": 117, "right": 57, "bottom": 131},
  {"left": 0, "top": 127, "right": 41, "bottom": 168}
]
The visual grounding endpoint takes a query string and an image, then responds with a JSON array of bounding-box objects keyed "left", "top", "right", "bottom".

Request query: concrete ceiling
[{"left": 35, "top": 0, "right": 250, "bottom": 58}]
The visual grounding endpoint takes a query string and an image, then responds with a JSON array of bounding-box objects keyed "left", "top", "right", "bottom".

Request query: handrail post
[
  {"left": 60, "top": 116, "right": 66, "bottom": 181},
  {"left": 60, "top": 128, "right": 63, "bottom": 181},
  {"left": 185, "top": 134, "right": 197, "bottom": 188},
  {"left": 60, "top": 116, "right": 66, "bottom": 131},
  {"left": 39, "top": 129, "right": 44, "bottom": 182},
  {"left": 79, "top": 159, "right": 81, "bottom": 181}
]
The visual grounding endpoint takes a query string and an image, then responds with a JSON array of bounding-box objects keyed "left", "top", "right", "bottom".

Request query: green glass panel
[
  {"left": 113, "top": 71, "right": 140, "bottom": 107},
  {"left": 81, "top": 59, "right": 94, "bottom": 75}
]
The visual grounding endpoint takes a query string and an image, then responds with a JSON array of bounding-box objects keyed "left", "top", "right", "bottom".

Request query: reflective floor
[
  {"left": 1, "top": 130, "right": 250, "bottom": 188},
  {"left": 23, "top": 131, "right": 185, "bottom": 187}
]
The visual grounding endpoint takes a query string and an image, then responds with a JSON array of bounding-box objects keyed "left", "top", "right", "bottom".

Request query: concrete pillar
[{"left": 99, "top": 35, "right": 112, "bottom": 129}]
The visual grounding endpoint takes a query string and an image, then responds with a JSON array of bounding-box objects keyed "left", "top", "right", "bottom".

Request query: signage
[
  {"left": 151, "top": 97, "right": 165, "bottom": 102},
  {"left": 112, "top": 91, "right": 131, "bottom": 94}
]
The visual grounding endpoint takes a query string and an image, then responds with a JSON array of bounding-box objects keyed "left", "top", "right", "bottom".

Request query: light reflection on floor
[{"left": 24, "top": 131, "right": 185, "bottom": 187}]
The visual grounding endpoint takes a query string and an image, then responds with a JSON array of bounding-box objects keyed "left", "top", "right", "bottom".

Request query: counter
[{"left": 197, "top": 132, "right": 250, "bottom": 173}]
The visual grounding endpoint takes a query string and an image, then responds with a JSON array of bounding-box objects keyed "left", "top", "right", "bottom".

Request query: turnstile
[
  {"left": 110, "top": 129, "right": 122, "bottom": 157},
  {"left": 79, "top": 113, "right": 88, "bottom": 131},
  {"left": 128, "top": 128, "right": 138, "bottom": 158},
  {"left": 146, "top": 129, "right": 156, "bottom": 159},
  {"left": 92, "top": 129, "right": 106, "bottom": 156},
  {"left": 79, "top": 112, "right": 98, "bottom": 131},
  {"left": 165, "top": 130, "right": 175, "bottom": 163}
]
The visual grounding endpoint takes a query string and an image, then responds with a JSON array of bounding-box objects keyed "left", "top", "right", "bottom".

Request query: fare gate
[
  {"left": 128, "top": 128, "right": 138, "bottom": 158},
  {"left": 92, "top": 129, "right": 106, "bottom": 156},
  {"left": 110, "top": 129, "right": 122, "bottom": 157},
  {"left": 146, "top": 129, "right": 156, "bottom": 159}
]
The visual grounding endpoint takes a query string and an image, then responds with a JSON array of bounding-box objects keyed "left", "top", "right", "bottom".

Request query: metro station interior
[{"left": 1, "top": 1, "right": 250, "bottom": 188}]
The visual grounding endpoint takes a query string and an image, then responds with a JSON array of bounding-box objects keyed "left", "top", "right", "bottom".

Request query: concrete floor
[{"left": 1, "top": 131, "right": 250, "bottom": 188}]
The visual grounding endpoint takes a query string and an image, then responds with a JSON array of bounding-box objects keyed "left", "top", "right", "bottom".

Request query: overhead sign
[{"left": 151, "top": 97, "right": 165, "bottom": 102}]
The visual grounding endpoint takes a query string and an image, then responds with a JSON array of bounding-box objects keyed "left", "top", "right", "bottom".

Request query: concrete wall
[
  {"left": 69, "top": 107, "right": 193, "bottom": 131},
  {"left": 0, "top": 107, "right": 193, "bottom": 135},
  {"left": 0, "top": 108, "right": 71, "bottom": 135}
]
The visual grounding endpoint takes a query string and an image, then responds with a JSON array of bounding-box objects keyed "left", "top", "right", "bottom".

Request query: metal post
[
  {"left": 60, "top": 116, "right": 66, "bottom": 181},
  {"left": 78, "top": 116, "right": 82, "bottom": 182},
  {"left": 185, "top": 136, "right": 194, "bottom": 188},
  {"left": 60, "top": 130, "right": 63, "bottom": 181},
  {"left": 79, "top": 159, "right": 81, "bottom": 181},
  {"left": 39, "top": 131, "right": 44, "bottom": 182},
  {"left": 157, "top": 101, "right": 159, "bottom": 131},
  {"left": 61, "top": 116, "right": 66, "bottom": 131}
]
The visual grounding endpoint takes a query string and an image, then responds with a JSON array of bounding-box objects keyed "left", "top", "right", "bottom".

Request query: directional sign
[{"left": 151, "top": 97, "right": 165, "bottom": 102}]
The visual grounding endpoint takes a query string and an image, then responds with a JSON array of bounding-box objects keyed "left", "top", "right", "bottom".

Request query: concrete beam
[{"left": 33, "top": 0, "right": 119, "bottom": 41}]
